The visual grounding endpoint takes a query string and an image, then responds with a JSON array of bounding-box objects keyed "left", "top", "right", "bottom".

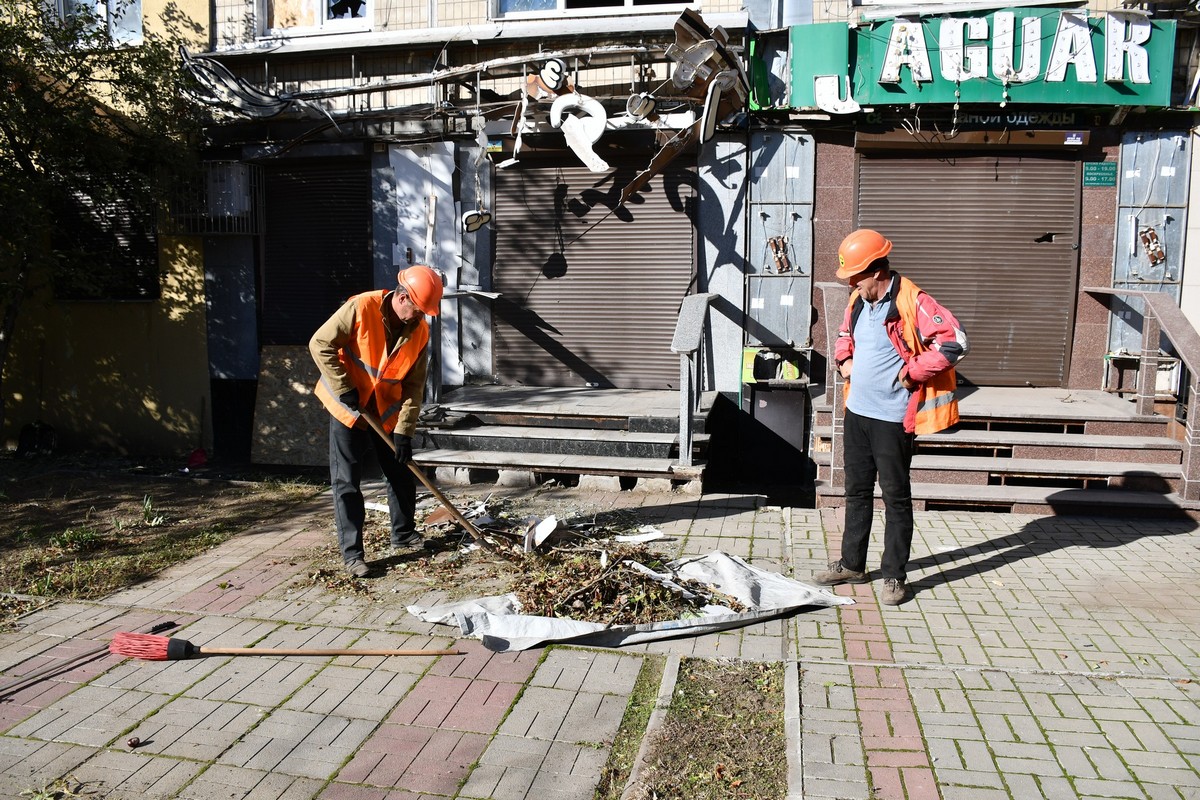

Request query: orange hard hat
[
  {"left": 396, "top": 264, "right": 444, "bottom": 316},
  {"left": 837, "top": 229, "right": 893, "bottom": 279}
]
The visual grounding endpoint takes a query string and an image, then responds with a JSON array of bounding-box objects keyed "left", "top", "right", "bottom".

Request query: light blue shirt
[{"left": 846, "top": 290, "right": 909, "bottom": 424}]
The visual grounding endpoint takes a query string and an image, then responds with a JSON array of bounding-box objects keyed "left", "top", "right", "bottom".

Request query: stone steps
[
  {"left": 813, "top": 452, "right": 1182, "bottom": 492},
  {"left": 413, "top": 386, "right": 710, "bottom": 492},
  {"left": 811, "top": 389, "right": 1196, "bottom": 517},
  {"left": 424, "top": 424, "right": 687, "bottom": 460}
]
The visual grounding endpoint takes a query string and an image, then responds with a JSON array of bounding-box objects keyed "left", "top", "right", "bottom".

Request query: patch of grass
[
  {"left": 0, "top": 455, "right": 325, "bottom": 617},
  {"left": 141, "top": 495, "right": 166, "bottom": 527},
  {"left": 626, "top": 658, "right": 789, "bottom": 800},
  {"left": 19, "top": 774, "right": 90, "bottom": 798},
  {"left": 258, "top": 476, "right": 326, "bottom": 500},
  {"left": 595, "top": 654, "right": 667, "bottom": 800},
  {"left": 49, "top": 527, "right": 107, "bottom": 553},
  {"left": 14, "top": 525, "right": 253, "bottom": 599}
]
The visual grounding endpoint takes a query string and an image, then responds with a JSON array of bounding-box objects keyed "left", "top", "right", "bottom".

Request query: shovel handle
[{"left": 359, "top": 410, "right": 487, "bottom": 543}]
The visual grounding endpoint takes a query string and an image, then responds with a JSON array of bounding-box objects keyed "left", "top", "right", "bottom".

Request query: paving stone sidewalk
[{"left": 1, "top": 486, "right": 1197, "bottom": 800}]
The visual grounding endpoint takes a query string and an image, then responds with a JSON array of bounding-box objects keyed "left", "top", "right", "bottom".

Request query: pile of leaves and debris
[
  {"left": 302, "top": 492, "right": 746, "bottom": 625},
  {"left": 511, "top": 544, "right": 746, "bottom": 626}
]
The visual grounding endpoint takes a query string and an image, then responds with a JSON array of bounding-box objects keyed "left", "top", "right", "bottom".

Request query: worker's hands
[
  {"left": 339, "top": 390, "right": 359, "bottom": 411},
  {"left": 898, "top": 370, "right": 917, "bottom": 391},
  {"left": 838, "top": 359, "right": 853, "bottom": 380},
  {"left": 393, "top": 433, "right": 413, "bottom": 465}
]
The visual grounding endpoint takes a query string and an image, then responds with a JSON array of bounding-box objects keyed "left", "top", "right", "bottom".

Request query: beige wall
[
  {"left": 146, "top": 0, "right": 209, "bottom": 45},
  {"left": 3, "top": 237, "right": 212, "bottom": 457},
  {"left": 1, "top": 0, "right": 213, "bottom": 457}
]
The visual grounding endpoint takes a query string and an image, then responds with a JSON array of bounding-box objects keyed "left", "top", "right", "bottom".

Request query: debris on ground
[
  {"left": 512, "top": 544, "right": 746, "bottom": 626},
  {"left": 303, "top": 490, "right": 850, "bottom": 646},
  {"left": 0, "top": 596, "right": 48, "bottom": 631},
  {"left": 300, "top": 491, "right": 737, "bottom": 625}
]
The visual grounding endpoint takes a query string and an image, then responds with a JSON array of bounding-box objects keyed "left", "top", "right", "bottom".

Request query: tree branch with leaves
[{"left": 0, "top": 0, "right": 206, "bottom": 437}]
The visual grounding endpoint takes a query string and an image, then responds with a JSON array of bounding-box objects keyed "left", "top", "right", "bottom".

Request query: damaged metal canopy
[{"left": 182, "top": 9, "right": 749, "bottom": 205}]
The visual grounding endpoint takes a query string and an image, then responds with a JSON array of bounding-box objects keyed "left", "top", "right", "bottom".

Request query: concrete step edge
[
  {"left": 809, "top": 426, "right": 1181, "bottom": 450},
  {"left": 427, "top": 425, "right": 681, "bottom": 444},
  {"left": 414, "top": 448, "right": 693, "bottom": 478},
  {"left": 811, "top": 453, "right": 1182, "bottom": 476}
]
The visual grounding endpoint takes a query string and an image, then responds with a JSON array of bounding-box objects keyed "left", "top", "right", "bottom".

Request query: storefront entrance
[
  {"left": 492, "top": 158, "right": 696, "bottom": 389},
  {"left": 858, "top": 152, "right": 1081, "bottom": 386}
]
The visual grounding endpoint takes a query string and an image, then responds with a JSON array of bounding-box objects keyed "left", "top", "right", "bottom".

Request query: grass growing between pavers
[
  {"left": 595, "top": 653, "right": 667, "bottom": 799},
  {"left": 613, "top": 658, "right": 789, "bottom": 800},
  {"left": 16, "top": 774, "right": 88, "bottom": 799}
]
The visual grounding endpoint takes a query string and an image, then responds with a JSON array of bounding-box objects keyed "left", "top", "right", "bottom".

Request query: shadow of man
[{"left": 906, "top": 474, "right": 1197, "bottom": 594}]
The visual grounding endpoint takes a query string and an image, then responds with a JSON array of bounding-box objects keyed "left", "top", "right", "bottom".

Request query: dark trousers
[
  {"left": 841, "top": 409, "right": 915, "bottom": 581},
  {"left": 329, "top": 417, "right": 416, "bottom": 563}
]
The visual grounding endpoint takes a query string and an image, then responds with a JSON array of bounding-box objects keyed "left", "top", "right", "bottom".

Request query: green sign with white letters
[
  {"left": 789, "top": 9, "right": 1176, "bottom": 112},
  {"left": 1083, "top": 161, "right": 1118, "bottom": 186}
]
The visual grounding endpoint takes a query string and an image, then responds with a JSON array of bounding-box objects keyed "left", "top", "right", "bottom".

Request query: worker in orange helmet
[
  {"left": 814, "top": 230, "right": 968, "bottom": 605},
  {"left": 309, "top": 264, "right": 444, "bottom": 578}
]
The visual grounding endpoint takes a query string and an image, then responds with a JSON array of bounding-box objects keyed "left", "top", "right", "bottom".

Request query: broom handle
[
  {"left": 198, "top": 647, "right": 463, "bottom": 657},
  {"left": 359, "top": 410, "right": 486, "bottom": 543}
]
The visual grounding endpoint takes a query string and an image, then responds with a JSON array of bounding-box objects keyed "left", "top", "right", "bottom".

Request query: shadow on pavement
[{"left": 908, "top": 475, "right": 1197, "bottom": 594}]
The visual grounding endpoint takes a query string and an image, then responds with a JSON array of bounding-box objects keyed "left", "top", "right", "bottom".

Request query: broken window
[
  {"left": 496, "top": 0, "right": 681, "bottom": 18},
  {"left": 57, "top": 0, "right": 143, "bottom": 46},
  {"left": 263, "top": 0, "right": 371, "bottom": 34}
]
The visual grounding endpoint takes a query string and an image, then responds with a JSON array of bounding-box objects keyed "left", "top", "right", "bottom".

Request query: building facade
[
  {"left": 190, "top": 0, "right": 1200, "bottom": 476},
  {"left": 10, "top": 0, "right": 1196, "bottom": 483},
  {"left": 188, "top": 0, "right": 780, "bottom": 467},
  {"left": 753, "top": 1, "right": 1198, "bottom": 410}
]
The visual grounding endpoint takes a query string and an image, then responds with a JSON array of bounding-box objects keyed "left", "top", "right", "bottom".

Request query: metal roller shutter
[
  {"left": 857, "top": 153, "right": 1080, "bottom": 387},
  {"left": 493, "top": 159, "right": 696, "bottom": 389},
  {"left": 261, "top": 159, "right": 371, "bottom": 345}
]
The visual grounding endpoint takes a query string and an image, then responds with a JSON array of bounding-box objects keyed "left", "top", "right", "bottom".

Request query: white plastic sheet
[{"left": 407, "top": 551, "right": 854, "bottom": 652}]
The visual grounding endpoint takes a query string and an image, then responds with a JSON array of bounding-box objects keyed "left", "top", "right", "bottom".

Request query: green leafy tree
[{"left": 0, "top": 0, "right": 204, "bottom": 435}]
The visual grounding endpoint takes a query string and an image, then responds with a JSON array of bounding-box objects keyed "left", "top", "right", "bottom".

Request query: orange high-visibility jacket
[
  {"left": 836, "top": 274, "right": 969, "bottom": 435},
  {"left": 313, "top": 291, "right": 429, "bottom": 434}
]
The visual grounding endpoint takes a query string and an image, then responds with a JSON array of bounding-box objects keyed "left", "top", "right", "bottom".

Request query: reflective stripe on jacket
[
  {"left": 313, "top": 291, "right": 430, "bottom": 433},
  {"left": 836, "top": 274, "right": 968, "bottom": 435}
]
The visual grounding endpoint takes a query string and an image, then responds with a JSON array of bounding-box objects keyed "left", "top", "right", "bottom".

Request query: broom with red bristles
[{"left": 110, "top": 632, "right": 462, "bottom": 661}]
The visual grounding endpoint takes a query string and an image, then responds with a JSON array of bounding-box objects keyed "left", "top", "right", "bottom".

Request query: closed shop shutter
[
  {"left": 493, "top": 158, "right": 696, "bottom": 389},
  {"left": 261, "top": 159, "right": 371, "bottom": 345},
  {"left": 857, "top": 153, "right": 1080, "bottom": 387}
]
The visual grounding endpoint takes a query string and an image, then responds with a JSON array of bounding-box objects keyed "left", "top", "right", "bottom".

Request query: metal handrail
[
  {"left": 817, "top": 282, "right": 851, "bottom": 490},
  {"left": 1083, "top": 287, "right": 1199, "bottom": 412},
  {"left": 1081, "top": 288, "right": 1199, "bottom": 502},
  {"left": 670, "top": 293, "right": 718, "bottom": 468}
]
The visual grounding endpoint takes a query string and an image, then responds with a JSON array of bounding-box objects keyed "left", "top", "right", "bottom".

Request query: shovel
[{"left": 359, "top": 409, "right": 486, "bottom": 544}]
